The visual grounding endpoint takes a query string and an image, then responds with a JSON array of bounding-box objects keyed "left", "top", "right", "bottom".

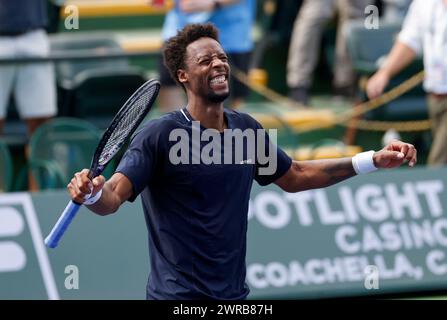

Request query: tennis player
[{"left": 68, "top": 23, "right": 417, "bottom": 300}]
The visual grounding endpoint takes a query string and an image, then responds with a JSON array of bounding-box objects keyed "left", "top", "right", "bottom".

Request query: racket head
[{"left": 88, "top": 79, "right": 160, "bottom": 178}]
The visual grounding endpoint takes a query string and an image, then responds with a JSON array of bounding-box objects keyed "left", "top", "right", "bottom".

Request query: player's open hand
[
  {"left": 67, "top": 169, "right": 105, "bottom": 204},
  {"left": 373, "top": 140, "right": 417, "bottom": 169}
]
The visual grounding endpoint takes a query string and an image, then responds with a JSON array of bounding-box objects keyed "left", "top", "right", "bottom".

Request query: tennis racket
[{"left": 45, "top": 79, "right": 160, "bottom": 248}]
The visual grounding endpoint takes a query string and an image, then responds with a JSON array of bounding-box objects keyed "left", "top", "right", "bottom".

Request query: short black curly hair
[{"left": 163, "top": 23, "right": 220, "bottom": 88}]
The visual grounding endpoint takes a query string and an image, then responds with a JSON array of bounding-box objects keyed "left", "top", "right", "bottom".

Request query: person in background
[
  {"left": 381, "top": 0, "right": 411, "bottom": 22},
  {"left": 47, "top": 0, "right": 66, "bottom": 34},
  {"left": 148, "top": 0, "right": 255, "bottom": 111},
  {"left": 366, "top": 0, "right": 447, "bottom": 166},
  {"left": 0, "top": 0, "right": 58, "bottom": 191},
  {"left": 0, "top": 0, "right": 57, "bottom": 136},
  {"left": 287, "top": 0, "right": 373, "bottom": 106}
]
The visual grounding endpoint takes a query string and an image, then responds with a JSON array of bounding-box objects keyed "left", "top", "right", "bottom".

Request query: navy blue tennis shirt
[
  {"left": 116, "top": 108, "right": 292, "bottom": 300},
  {"left": 0, "top": 0, "right": 48, "bottom": 34}
]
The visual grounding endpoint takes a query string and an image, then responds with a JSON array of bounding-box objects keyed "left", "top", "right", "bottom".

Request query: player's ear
[{"left": 177, "top": 69, "right": 188, "bottom": 85}]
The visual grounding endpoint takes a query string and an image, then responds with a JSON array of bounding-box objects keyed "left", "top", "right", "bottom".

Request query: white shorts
[{"left": 0, "top": 29, "right": 57, "bottom": 119}]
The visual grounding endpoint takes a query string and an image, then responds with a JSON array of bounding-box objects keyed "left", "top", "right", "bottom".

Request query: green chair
[
  {"left": 26, "top": 117, "right": 112, "bottom": 190},
  {"left": 69, "top": 67, "right": 147, "bottom": 128},
  {"left": 0, "top": 140, "right": 13, "bottom": 192},
  {"left": 346, "top": 20, "right": 403, "bottom": 74},
  {"left": 50, "top": 34, "right": 147, "bottom": 126},
  {"left": 51, "top": 33, "right": 130, "bottom": 88},
  {"left": 346, "top": 19, "right": 427, "bottom": 121}
]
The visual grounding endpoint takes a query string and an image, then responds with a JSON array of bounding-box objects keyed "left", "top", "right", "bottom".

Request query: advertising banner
[{"left": 1, "top": 167, "right": 446, "bottom": 299}]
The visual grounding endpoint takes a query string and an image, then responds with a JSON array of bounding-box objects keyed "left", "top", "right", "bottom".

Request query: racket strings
[{"left": 98, "top": 85, "right": 158, "bottom": 165}]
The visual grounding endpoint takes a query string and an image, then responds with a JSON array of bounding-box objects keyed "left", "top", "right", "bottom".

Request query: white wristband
[
  {"left": 84, "top": 189, "right": 103, "bottom": 205},
  {"left": 352, "top": 150, "right": 377, "bottom": 174}
]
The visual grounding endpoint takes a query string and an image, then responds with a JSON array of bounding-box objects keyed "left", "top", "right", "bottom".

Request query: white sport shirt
[{"left": 398, "top": 0, "right": 447, "bottom": 93}]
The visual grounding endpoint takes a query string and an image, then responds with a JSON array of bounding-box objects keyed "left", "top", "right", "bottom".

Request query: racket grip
[{"left": 45, "top": 200, "right": 81, "bottom": 248}]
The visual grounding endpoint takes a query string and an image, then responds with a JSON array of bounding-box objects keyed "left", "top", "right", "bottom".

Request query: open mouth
[{"left": 209, "top": 74, "right": 228, "bottom": 88}]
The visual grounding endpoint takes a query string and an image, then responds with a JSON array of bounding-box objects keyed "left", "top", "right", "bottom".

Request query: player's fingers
[
  {"left": 406, "top": 146, "right": 417, "bottom": 167},
  {"left": 67, "top": 178, "right": 86, "bottom": 203},
  {"left": 74, "top": 171, "right": 92, "bottom": 195},
  {"left": 399, "top": 144, "right": 409, "bottom": 157},
  {"left": 383, "top": 150, "right": 404, "bottom": 160},
  {"left": 394, "top": 151, "right": 405, "bottom": 160},
  {"left": 92, "top": 176, "right": 106, "bottom": 193},
  {"left": 92, "top": 175, "right": 105, "bottom": 187},
  {"left": 395, "top": 142, "right": 416, "bottom": 166},
  {"left": 80, "top": 168, "right": 91, "bottom": 181},
  {"left": 385, "top": 139, "right": 405, "bottom": 151},
  {"left": 376, "top": 150, "right": 404, "bottom": 168},
  {"left": 68, "top": 177, "right": 81, "bottom": 193},
  {"left": 67, "top": 178, "right": 77, "bottom": 196}
]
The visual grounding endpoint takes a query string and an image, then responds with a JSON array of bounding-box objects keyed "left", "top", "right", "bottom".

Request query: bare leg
[
  {"left": 25, "top": 116, "right": 53, "bottom": 191},
  {"left": 25, "top": 116, "right": 52, "bottom": 136}
]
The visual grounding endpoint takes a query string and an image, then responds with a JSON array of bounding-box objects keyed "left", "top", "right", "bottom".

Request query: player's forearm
[
  {"left": 69, "top": 172, "right": 132, "bottom": 216},
  {"left": 85, "top": 173, "right": 133, "bottom": 215},
  {"left": 85, "top": 182, "right": 122, "bottom": 216},
  {"left": 278, "top": 158, "right": 356, "bottom": 193},
  {"left": 378, "top": 41, "right": 417, "bottom": 79}
]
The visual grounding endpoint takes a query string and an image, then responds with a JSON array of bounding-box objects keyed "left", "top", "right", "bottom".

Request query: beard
[{"left": 207, "top": 89, "right": 230, "bottom": 103}]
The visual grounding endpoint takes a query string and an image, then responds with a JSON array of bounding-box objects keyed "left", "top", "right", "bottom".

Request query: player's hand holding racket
[
  {"left": 45, "top": 79, "right": 160, "bottom": 248},
  {"left": 67, "top": 168, "right": 105, "bottom": 207}
]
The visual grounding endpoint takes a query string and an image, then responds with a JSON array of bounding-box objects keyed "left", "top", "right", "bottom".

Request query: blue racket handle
[{"left": 45, "top": 200, "right": 81, "bottom": 248}]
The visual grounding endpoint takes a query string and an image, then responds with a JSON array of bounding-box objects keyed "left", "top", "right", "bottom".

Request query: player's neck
[{"left": 186, "top": 99, "right": 226, "bottom": 131}]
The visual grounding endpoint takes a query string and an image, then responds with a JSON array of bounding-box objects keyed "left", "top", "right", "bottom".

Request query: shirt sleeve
[
  {"left": 249, "top": 117, "right": 292, "bottom": 186},
  {"left": 115, "top": 121, "right": 161, "bottom": 202},
  {"left": 397, "top": 0, "right": 425, "bottom": 55}
]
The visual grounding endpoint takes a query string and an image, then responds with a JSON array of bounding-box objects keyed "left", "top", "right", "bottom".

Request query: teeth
[{"left": 210, "top": 75, "right": 226, "bottom": 84}]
